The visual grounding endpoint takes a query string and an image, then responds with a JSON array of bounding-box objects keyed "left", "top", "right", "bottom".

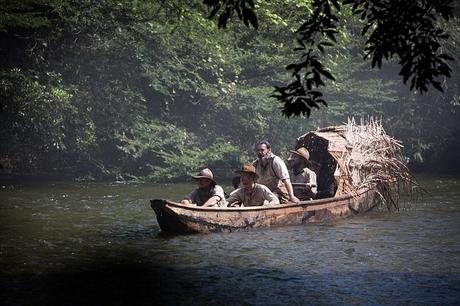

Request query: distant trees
[
  {"left": 1, "top": 0, "right": 459, "bottom": 179},
  {"left": 204, "top": 0, "right": 456, "bottom": 117}
]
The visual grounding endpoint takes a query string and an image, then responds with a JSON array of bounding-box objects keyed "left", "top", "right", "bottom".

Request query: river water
[{"left": 1, "top": 175, "right": 459, "bottom": 305}]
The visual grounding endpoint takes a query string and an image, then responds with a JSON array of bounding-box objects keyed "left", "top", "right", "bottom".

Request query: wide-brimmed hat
[
  {"left": 235, "top": 163, "right": 258, "bottom": 179},
  {"left": 289, "top": 147, "right": 310, "bottom": 160},
  {"left": 192, "top": 168, "right": 215, "bottom": 182}
]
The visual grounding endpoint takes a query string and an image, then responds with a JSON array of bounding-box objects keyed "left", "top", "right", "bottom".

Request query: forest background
[{"left": 1, "top": 0, "right": 459, "bottom": 182}]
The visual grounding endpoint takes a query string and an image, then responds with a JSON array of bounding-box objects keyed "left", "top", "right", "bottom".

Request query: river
[{"left": 1, "top": 175, "right": 459, "bottom": 305}]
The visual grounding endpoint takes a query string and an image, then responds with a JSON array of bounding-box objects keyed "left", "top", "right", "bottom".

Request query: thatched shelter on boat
[{"left": 296, "top": 118, "right": 416, "bottom": 210}]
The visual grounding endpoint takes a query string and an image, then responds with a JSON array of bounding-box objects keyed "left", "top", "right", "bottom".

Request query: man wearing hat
[
  {"left": 181, "top": 168, "right": 227, "bottom": 207},
  {"left": 287, "top": 147, "right": 317, "bottom": 201},
  {"left": 226, "top": 163, "right": 280, "bottom": 207}
]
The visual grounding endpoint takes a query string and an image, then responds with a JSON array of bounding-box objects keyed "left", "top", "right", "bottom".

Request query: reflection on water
[{"left": 1, "top": 175, "right": 459, "bottom": 305}]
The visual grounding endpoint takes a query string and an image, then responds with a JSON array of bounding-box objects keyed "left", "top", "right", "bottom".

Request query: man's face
[
  {"left": 287, "top": 153, "right": 302, "bottom": 170},
  {"left": 197, "top": 178, "right": 212, "bottom": 189},
  {"left": 240, "top": 173, "right": 255, "bottom": 189},
  {"left": 256, "top": 144, "right": 270, "bottom": 159}
]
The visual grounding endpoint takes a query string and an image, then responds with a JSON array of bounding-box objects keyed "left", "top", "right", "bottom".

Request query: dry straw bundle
[{"left": 340, "top": 117, "right": 417, "bottom": 210}]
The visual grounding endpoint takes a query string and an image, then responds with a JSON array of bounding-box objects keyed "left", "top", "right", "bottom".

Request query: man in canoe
[
  {"left": 287, "top": 147, "right": 317, "bottom": 201},
  {"left": 226, "top": 163, "right": 280, "bottom": 207},
  {"left": 253, "top": 141, "right": 300, "bottom": 204},
  {"left": 180, "top": 168, "right": 227, "bottom": 207}
]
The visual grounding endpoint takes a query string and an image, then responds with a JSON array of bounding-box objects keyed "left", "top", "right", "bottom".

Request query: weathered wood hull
[{"left": 150, "top": 186, "right": 380, "bottom": 235}]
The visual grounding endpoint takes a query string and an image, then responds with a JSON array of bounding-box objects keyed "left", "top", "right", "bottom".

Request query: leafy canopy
[{"left": 204, "top": 0, "right": 455, "bottom": 117}]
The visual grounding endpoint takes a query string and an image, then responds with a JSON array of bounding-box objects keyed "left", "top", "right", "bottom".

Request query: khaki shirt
[
  {"left": 253, "top": 154, "right": 290, "bottom": 191},
  {"left": 184, "top": 185, "right": 227, "bottom": 206},
  {"left": 290, "top": 168, "right": 317, "bottom": 200},
  {"left": 226, "top": 183, "right": 280, "bottom": 207}
]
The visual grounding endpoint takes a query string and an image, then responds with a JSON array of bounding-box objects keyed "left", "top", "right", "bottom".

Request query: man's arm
[
  {"left": 262, "top": 186, "right": 280, "bottom": 206},
  {"left": 273, "top": 156, "right": 300, "bottom": 203},
  {"left": 282, "top": 178, "right": 300, "bottom": 203},
  {"left": 202, "top": 195, "right": 221, "bottom": 207},
  {"left": 202, "top": 185, "right": 227, "bottom": 207},
  {"left": 181, "top": 189, "right": 197, "bottom": 205},
  {"left": 225, "top": 189, "right": 242, "bottom": 207},
  {"left": 309, "top": 171, "right": 317, "bottom": 195}
]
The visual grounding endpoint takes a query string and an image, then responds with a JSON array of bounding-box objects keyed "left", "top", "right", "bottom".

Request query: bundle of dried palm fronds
[{"left": 339, "top": 117, "right": 417, "bottom": 210}]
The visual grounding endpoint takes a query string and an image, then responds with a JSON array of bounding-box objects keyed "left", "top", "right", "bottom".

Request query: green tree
[
  {"left": 204, "top": 0, "right": 456, "bottom": 117},
  {"left": 1, "top": 0, "right": 459, "bottom": 179}
]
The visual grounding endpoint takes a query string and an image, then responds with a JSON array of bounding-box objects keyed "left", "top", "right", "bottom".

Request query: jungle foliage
[
  {"left": 205, "top": 0, "right": 456, "bottom": 117},
  {"left": 1, "top": 0, "right": 459, "bottom": 181}
]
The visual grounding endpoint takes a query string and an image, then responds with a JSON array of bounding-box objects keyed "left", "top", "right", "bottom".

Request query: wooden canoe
[
  {"left": 150, "top": 185, "right": 380, "bottom": 235},
  {"left": 150, "top": 121, "right": 414, "bottom": 235}
]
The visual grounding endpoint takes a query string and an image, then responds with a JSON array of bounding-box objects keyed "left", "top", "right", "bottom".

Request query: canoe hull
[{"left": 150, "top": 186, "right": 379, "bottom": 235}]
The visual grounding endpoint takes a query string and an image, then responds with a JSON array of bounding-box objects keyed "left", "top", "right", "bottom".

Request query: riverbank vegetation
[{"left": 1, "top": 1, "right": 459, "bottom": 181}]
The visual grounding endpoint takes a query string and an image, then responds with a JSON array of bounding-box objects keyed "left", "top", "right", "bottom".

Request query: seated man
[
  {"left": 287, "top": 148, "right": 317, "bottom": 201},
  {"left": 181, "top": 168, "right": 226, "bottom": 207},
  {"left": 226, "top": 163, "right": 280, "bottom": 207}
]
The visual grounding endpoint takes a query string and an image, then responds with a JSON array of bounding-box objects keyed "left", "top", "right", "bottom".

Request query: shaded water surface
[{"left": 1, "top": 175, "right": 459, "bottom": 305}]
